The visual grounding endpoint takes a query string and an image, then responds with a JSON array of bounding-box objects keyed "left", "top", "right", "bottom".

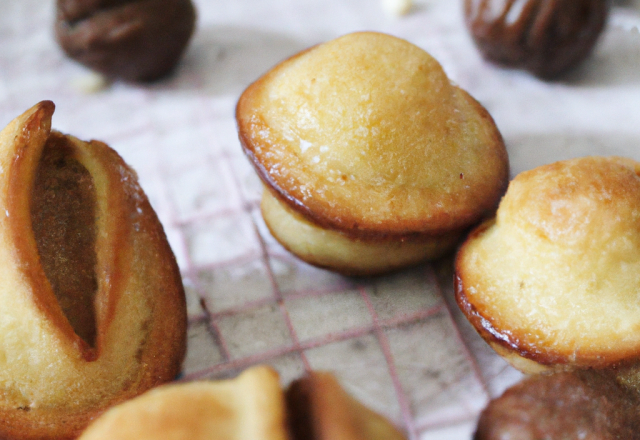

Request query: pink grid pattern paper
[{"left": 2, "top": 1, "right": 640, "bottom": 439}]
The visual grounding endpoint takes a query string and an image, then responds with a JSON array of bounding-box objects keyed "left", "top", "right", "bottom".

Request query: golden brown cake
[
  {"left": 456, "top": 156, "right": 640, "bottom": 375},
  {"left": 237, "top": 31, "right": 509, "bottom": 276},
  {"left": 0, "top": 101, "right": 187, "bottom": 440},
  {"left": 78, "top": 366, "right": 288, "bottom": 440},
  {"left": 78, "top": 366, "right": 407, "bottom": 440}
]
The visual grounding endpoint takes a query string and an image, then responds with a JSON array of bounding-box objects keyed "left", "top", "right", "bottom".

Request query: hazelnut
[
  {"left": 464, "top": 0, "right": 610, "bottom": 78},
  {"left": 55, "top": 0, "right": 196, "bottom": 82}
]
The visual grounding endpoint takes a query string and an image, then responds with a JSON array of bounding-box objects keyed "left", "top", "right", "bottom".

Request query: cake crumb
[
  {"left": 71, "top": 72, "right": 109, "bottom": 94},
  {"left": 381, "top": 0, "right": 413, "bottom": 16}
]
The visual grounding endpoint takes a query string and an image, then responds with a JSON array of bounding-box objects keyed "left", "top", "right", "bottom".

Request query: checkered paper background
[{"left": 2, "top": 1, "right": 640, "bottom": 438}]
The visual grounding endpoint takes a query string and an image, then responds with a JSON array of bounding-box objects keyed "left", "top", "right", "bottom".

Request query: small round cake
[
  {"left": 237, "top": 31, "right": 509, "bottom": 275},
  {"left": 456, "top": 156, "right": 640, "bottom": 374},
  {"left": 0, "top": 102, "right": 186, "bottom": 439}
]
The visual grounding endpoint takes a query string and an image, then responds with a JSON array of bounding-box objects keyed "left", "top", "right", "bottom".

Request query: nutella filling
[{"left": 30, "top": 133, "right": 98, "bottom": 348}]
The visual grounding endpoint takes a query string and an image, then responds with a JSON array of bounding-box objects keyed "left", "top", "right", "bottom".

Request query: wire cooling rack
[{"left": 2, "top": 1, "right": 640, "bottom": 439}]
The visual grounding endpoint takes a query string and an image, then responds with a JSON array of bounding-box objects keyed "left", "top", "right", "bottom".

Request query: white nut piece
[{"left": 381, "top": 0, "right": 413, "bottom": 16}]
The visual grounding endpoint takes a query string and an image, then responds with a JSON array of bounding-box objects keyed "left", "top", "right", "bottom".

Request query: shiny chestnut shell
[
  {"left": 55, "top": 0, "right": 196, "bottom": 82},
  {"left": 464, "top": 0, "right": 610, "bottom": 78},
  {"left": 474, "top": 372, "right": 640, "bottom": 440}
]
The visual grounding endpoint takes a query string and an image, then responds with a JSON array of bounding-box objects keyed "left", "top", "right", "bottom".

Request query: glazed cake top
[
  {"left": 237, "top": 31, "right": 508, "bottom": 237},
  {"left": 456, "top": 156, "right": 640, "bottom": 367}
]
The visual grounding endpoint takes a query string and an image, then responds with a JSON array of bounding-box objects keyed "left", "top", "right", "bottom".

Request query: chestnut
[
  {"left": 464, "top": 0, "right": 611, "bottom": 78},
  {"left": 475, "top": 372, "right": 640, "bottom": 440},
  {"left": 55, "top": 0, "right": 196, "bottom": 82}
]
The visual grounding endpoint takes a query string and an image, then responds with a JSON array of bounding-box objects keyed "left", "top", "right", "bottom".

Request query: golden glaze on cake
[
  {"left": 237, "top": 32, "right": 509, "bottom": 275},
  {"left": 78, "top": 367, "right": 288, "bottom": 440},
  {"left": 456, "top": 156, "right": 640, "bottom": 373},
  {"left": 78, "top": 366, "right": 407, "bottom": 440},
  {"left": 0, "top": 101, "right": 186, "bottom": 439}
]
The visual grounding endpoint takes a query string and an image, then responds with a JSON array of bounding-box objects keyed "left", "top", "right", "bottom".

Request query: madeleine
[
  {"left": 456, "top": 156, "right": 640, "bottom": 376},
  {"left": 0, "top": 101, "right": 186, "bottom": 439},
  {"left": 237, "top": 31, "right": 509, "bottom": 276}
]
